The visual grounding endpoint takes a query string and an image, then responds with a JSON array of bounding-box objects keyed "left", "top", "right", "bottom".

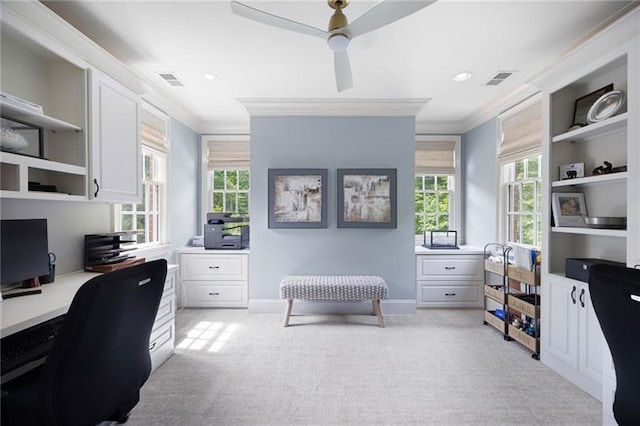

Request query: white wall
[{"left": 249, "top": 116, "right": 416, "bottom": 311}]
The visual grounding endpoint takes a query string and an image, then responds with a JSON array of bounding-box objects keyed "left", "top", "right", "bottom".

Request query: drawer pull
[
  {"left": 444, "top": 266, "right": 456, "bottom": 270},
  {"left": 444, "top": 293, "right": 456, "bottom": 297},
  {"left": 149, "top": 341, "right": 157, "bottom": 351},
  {"left": 209, "top": 292, "right": 220, "bottom": 296},
  {"left": 209, "top": 266, "right": 220, "bottom": 269}
]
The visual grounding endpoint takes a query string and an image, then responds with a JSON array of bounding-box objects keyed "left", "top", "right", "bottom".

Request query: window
[
  {"left": 210, "top": 169, "right": 250, "bottom": 215},
  {"left": 415, "top": 174, "right": 453, "bottom": 233},
  {"left": 497, "top": 96, "right": 542, "bottom": 246},
  {"left": 202, "top": 136, "right": 250, "bottom": 220},
  {"left": 114, "top": 103, "right": 169, "bottom": 247},
  {"left": 503, "top": 155, "right": 542, "bottom": 246},
  {"left": 414, "top": 136, "right": 460, "bottom": 238}
]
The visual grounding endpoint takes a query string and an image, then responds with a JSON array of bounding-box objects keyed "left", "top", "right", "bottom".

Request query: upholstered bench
[{"left": 279, "top": 275, "right": 389, "bottom": 327}]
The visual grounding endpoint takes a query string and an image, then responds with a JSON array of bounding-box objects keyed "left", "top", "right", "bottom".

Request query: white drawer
[
  {"left": 153, "top": 293, "right": 175, "bottom": 331},
  {"left": 149, "top": 317, "right": 174, "bottom": 355},
  {"left": 181, "top": 254, "right": 248, "bottom": 281},
  {"left": 419, "top": 284, "right": 481, "bottom": 305},
  {"left": 185, "top": 284, "right": 247, "bottom": 307},
  {"left": 416, "top": 255, "right": 482, "bottom": 280},
  {"left": 162, "top": 272, "right": 176, "bottom": 297}
]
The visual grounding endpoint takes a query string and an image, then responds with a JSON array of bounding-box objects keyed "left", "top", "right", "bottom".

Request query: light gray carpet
[{"left": 128, "top": 308, "right": 601, "bottom": 425}]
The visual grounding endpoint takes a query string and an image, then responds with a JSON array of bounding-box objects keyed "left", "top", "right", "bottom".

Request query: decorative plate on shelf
[{"left": 587, "top": 90, "right": 626, "bottom": 123}]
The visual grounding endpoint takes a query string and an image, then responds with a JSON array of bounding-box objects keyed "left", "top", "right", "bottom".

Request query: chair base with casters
[
  {"left": 1, "top": 259, "right": 168, "bottom": 426},
  {"left": 589, "top": 264, "right": 640, "bottom": 426}
]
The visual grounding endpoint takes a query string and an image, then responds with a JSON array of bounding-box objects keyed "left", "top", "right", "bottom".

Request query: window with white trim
[
  {"left": 498, "top": 96, "right": 542, "bottom": 246},
  {"left": 114, "top": 103, "right": 169, "bottom": 246},
  {"left": 203, "top": 136, "right": 250, "bottom": 219},
  {"left": 415, "top": 136, "right": 460, "bottom": 237}
]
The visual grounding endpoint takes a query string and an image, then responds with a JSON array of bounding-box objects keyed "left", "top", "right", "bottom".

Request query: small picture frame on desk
[{"left": 551, "top": 192, "right": 587, "bottom": 227}]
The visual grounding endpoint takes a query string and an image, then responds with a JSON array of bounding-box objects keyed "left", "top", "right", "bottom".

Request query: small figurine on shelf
[{"left": 593, "top": 160, "right": 627, "bottom": 175}]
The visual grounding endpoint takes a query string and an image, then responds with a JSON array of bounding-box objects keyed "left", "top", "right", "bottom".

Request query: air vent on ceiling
[
  {"left": 485, "top": 71, "right": 515, "bottom": 86},
  {"left": 157, "top": 72, "right": 185, "bottom": 87}
]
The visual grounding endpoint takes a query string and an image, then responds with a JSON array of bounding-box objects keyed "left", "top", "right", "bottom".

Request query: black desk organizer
[{"left": 84, "top": 232, "right": 139, "bottom": 272}]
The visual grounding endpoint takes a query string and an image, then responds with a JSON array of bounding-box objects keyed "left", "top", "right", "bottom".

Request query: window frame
[
  {"left": 414, "top": 135, "right": 461, "bottom": 245},
  {"left": 113, "top": 102, "right": 170, "bottom": 257}
]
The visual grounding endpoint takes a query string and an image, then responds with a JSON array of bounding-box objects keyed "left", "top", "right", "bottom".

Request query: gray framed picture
[
  {"left": 337, "top": 168, "right": 397, "bottom": 228},
  {"left": 268, "top": 168, "right": 328, "bottom": 228}
]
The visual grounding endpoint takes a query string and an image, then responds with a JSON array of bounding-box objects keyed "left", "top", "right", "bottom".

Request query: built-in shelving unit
[{"left": 0, "top": 20, "right": 88, "bottom": 200}]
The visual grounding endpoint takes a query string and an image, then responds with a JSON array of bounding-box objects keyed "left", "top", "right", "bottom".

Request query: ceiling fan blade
[
  {"left": 334, "top": 50, "right": 353, "bottom": 92},
  {"left": 231, "top": 1, "right": 328, "bottom": 39},
  {"left": 347, "top": 0, "right": 437, "bottom": 39}
]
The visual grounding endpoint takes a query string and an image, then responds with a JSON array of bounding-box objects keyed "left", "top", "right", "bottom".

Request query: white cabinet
[
  {"left": 539, "top": 15, "right": 639, "bottom": 406},
  {"left": 542, "top": 275, "right": 604, "bottom": 399},
  {"left": 179, "top": 249, "right": 249, "bottom": 308},
  {"left": 89, "top": 68, "right": 141, "bottom": 203},
  {"left": 415, "top": 249, "right": 483, "bottom": 308},
  {"left": 150, "top": 265, "right": 177, "bottom": 372},
  {"left": 0, "top": 20, "right": 89, "bottom": 201}
]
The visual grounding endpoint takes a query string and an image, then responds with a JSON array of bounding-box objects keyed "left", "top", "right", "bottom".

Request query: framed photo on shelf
[
  {"left": 337, "top": 168, "right": 397, "bottom": 228},
  {"left": 551, "top": 192, "right": 587, "bottom": 227},
  {"left": 571, "top": 84, "right": 613, "bottom": 128},
  {"left": 268, "top": 168, "right": 328, "bottom": 229}
]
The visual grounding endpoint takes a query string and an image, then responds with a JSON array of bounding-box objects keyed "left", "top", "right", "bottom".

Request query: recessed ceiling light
[
  {"left": 452, "top": 71, "right": 472, "bottom": 82},
  {"left": 203, "top": 73, "right": 218, "bottom": 81}
]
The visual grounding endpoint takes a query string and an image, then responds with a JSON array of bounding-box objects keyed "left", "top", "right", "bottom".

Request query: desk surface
[{"left": 0, "top": 265, "right": 178, "bottom": 338}]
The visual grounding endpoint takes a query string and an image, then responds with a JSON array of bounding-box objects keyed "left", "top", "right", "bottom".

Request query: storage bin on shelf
[{"left": 505, "top": 261, "right": 541, "bottom": 360}]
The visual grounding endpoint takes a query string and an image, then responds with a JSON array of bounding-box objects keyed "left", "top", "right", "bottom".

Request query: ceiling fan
[{"left": 230, "top": 0, "right": 437, "bottom": 92}]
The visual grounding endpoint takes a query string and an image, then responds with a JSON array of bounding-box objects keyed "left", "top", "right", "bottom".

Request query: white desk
[{"left": 0, "top": 272, "right": 99, "bottom": 338}]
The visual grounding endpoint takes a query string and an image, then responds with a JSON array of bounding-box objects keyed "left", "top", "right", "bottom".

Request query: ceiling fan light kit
[{"left": 230, "top": 0, "right": 437, "bottom": 91}]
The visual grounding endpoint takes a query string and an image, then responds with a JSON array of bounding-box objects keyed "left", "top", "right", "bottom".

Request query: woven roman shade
[
  {"left": 498, "top": 100, "right": 542, "bottom": 164},
  {"left": 141, "top": 122, "right": 168, "bottom": 152},
  {"left": 415, "top": 139, "right": 455, "bottom": 174},
  {"left": 207, "top": 139, "right": 250, "bottom": 170}
]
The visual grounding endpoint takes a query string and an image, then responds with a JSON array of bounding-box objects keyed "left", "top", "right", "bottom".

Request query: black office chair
[
  {"left": 589, "top": 264, "right": 640, "bottom": 426},
  {"left": 1, "top": 259, "right": 168, "bottom": 426}
]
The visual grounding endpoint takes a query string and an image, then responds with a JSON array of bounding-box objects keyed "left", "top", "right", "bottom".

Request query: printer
[{"left": 204, "top": 212, "right": 249, "bottom": 249}]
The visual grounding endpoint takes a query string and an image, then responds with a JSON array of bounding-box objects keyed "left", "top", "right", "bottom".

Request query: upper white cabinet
[
  {"left": 89, "top": 68, "right": 141, "bottom": 203},
  {"left": 0, "top": 22, "right": 88, "bottom": 201}
]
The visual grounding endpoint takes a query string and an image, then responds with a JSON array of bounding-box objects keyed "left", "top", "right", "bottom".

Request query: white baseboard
[{"left": 248, "top": 299, "right": 417, "bottom": 315}]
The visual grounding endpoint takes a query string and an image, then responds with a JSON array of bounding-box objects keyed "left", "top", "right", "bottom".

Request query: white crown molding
[
  {"left": 415, "top": 120, "right": 465, "bottom": 135},
  {"left": 238, "top": 98, "right": 430, "bottom": 117},
  {"left": 199, "top": 119, "right": 251, "bottom": 135}
]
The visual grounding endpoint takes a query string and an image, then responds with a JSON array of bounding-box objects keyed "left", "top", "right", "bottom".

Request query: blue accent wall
[
  {"left": 462, "top": 118, "right": 498, "bottom": 247},
  {"left": 169, "top": 118, "right": 200, "bottom": 261},
  {"left": 249, "top": 116, "right": 416, "bottom": 302}
]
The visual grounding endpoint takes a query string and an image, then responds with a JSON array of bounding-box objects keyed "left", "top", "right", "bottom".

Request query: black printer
[{"left": 204, "top": 212, "right": 249, "bottom": 249}]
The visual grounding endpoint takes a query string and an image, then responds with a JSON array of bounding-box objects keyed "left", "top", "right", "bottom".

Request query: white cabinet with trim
[
  {"left": 538, "top": 14, "right": 639, "bottom": 410},
  {"left": 415, "top": 247, "right": 483, "bottom": 308},
  {"left": 178, "top": 248, "right": 249, "bottom": 308},
  {"left": 541, "top": 275, "right": 604, "bottom": 400},
  {"left": 89, "top": 68, "right": 141, "bottom": 203},
  {"left": 150, "top": 265, "right": 178, "bottom": 372}
]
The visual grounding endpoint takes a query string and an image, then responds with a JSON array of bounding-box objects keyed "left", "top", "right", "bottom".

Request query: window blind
[
  {"left": 498, "top": 99, "right": 542, "bottom": 164},
  {"left": 141, "top": 122, "right": 168, "bottom": 152},
  {"left": 207, "top": 139, "right": 250, "bottom": 170},
  {"left": 415, "top": 139, "right": 455, "bottom": 174}
]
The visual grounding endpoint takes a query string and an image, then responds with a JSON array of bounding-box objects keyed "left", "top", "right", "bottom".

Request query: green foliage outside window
[
  {"left": 211, "top": 169, "right": 250, "bottom": 215},
  {"left": 415, "top": 174, "right": 453, "bottom": 234},
  {"left": 505, "top": 155, "right": 542, "bottom": 246}
]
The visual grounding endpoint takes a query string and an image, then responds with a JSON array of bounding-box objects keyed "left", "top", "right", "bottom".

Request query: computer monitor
[{"left": 0, "top": 218, "right": 50, "bottom": 290}]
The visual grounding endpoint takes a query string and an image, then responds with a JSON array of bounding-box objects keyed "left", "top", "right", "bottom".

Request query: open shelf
[
  {"left": 552, "top": 113, "right": 627, "bottom": 144},
  {"left": 551, "top": 226, "right": 627, "bottom": 237},
  {"left": 0, "top": 101, "right": 82, "bottom": 131},
  {"left": 551, "top": 171, "right": 627, "bottom": 187}
]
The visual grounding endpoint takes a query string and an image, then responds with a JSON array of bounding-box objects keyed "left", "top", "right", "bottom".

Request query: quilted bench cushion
[{"left": 279, "top": 275, "right": 388, "bottom": 301}]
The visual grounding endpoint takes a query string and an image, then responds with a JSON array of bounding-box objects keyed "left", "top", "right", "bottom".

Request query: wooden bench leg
[
  {"left": 372, "top": 299, "right": 385, "bottom": 328},
  {"left": 283, "top": 299, "right": 293, "bottom": 327}
]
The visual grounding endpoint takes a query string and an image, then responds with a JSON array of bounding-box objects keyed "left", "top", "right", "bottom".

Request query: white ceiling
[{"left": 41, "top": 0, "right": 635, "bottom": 133}]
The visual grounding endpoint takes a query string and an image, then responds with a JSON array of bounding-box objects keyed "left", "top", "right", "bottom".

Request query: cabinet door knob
[
  {"left": 93, "top": 178, "right": 100, "bottom": 197},
  {"left": 208, "top": 266, "right": 220, "bottom": 269},
  {"left": 444, "top": 266, "right": 456, "bottom": 270},
  {"left": 571, "top": 286, "right": 577, "bottom": 304},
  {"left": 579, "top": 288, "right": 586, "bottom": 308},
  {"left": 209, "top": 292, "right": 220, "bottom": 296}
]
